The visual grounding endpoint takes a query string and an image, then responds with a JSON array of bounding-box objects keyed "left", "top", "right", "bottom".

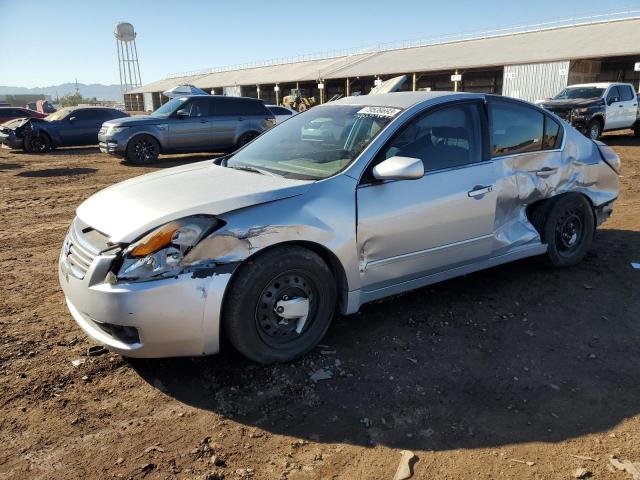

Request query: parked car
[
  {"left": 266, "top": 105, "right": 298, "bottom": 124},
  {"left": 0, "top": 106, "right": 128, "bottom": 152},
  {"left": 0, "top": 107, "right": 46, "bottom": 124},
  {"left": 539, "top": 82, "right": 639, "bottom": 139},
  {"left": 99, "top": 95, "right": 276, "bottom": 164},
  {"left": 59, "top": 92, "right": 619, "bottom": 364}
]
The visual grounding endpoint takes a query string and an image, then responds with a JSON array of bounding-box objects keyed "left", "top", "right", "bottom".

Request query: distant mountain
[{"left": 0, "top": 83, "right": 124, "bottom": 101}]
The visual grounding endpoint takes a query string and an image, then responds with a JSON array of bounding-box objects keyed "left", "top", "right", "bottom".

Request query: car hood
[
  {"left": 76, "top": 161, "right": 313, "bottom": 243},
  {"left": 103, "top": 115, "right": 162, "bottom": 127},
  {"left": 540, "top": 98, "right": 602, "bottom": 109}
]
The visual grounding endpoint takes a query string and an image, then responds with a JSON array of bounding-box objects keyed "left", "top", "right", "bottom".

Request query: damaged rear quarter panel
[{"left": 491, "top": 126, "right": 619, "bottom": 255}]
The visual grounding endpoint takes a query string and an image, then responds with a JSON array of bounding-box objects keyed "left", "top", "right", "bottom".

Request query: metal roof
[{"left": 128, "top": 17, "right": 640, "bottom": 95}]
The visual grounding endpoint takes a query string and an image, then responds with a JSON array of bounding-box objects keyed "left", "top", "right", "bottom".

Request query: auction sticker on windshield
[{"left": 356, "top": 106, "right": 402, "bottom": 118}]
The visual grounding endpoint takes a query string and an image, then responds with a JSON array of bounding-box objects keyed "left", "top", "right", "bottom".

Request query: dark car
[
  {"left": 0, "top": 107, "right": 47, "bottom": 124},
  {"left": 98, "top": 95, "right": 275, "bottom": 164},
  {"left": 0, "top": 106, "right": 128, "bottom": 153}
]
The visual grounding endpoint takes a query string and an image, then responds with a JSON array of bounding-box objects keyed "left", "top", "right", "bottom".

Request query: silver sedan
[{"left": 58, "top": 92, "right": 620, "bottom": 363}]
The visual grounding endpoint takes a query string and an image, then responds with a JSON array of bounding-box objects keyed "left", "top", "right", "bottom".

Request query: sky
[{"left": 0, "top": 0, "right": 639, "bottom": 88}]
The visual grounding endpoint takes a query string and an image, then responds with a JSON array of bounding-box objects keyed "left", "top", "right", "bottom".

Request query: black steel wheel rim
[
  {"left": 134, "top": 139, "right": 156, "bottom": 162},
  {"left": 254, "top": 271, "right": 317, "bottom": 347},
  {"left": 555, "top": 209, "right": 584, "bottom": 255}
]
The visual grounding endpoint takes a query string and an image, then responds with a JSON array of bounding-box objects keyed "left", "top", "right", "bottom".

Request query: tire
[
  {"left": 235, "top": 131, "right": 259, "bottom": 150},
  {"left": 534, "top": 194, "right": 595, "bottom": 267},
  {"left": 634, "top": 122, "right": 640, "bottom": 137},
  {"left": 23, "top": 133, "right": 51, "bottom": 153},
  {"left": 223, "top": 246, "right": 337, "bottom": 364},
  {"left": 125, "top": 134, "right": 160, "bottom": 164},
  {"left": 586, "top": 119, "right": 602, "bottom": 140}
]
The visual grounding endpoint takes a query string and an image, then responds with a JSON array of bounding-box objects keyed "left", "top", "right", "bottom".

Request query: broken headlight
[{"left": 116, "top": 216, "right": 220, "bottom": 281}]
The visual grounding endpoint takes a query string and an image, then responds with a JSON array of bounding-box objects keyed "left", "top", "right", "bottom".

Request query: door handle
[
  {"left": 535, "top": 167, "right": 558, "bottom": 177},
  {"left": 619, "top": 105, "right": 624, "bottom": 108},
  {"left": 468, "top": 185, "right": 493, "bottom": 197},
  {"left": 200, "top": 119, "right": 208, "bottom": 123},
  {"left": 238, "top": 117, "right": 245, "bottom": 121}
]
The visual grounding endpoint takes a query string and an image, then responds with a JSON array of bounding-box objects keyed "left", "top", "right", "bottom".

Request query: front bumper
[
  {"left": 98, "top": 132, "right": 126, "bottom": 156},
  {"left": 58, "top": 245, "right": 233, "bottom": 358},
  {"left": 0, "top": 129, "right": 24, "bottom": 149}
]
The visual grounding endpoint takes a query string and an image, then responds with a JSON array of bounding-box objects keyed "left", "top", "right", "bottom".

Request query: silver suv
[{"left": 98, "top": 95, "right": 275, "bottom": 164}]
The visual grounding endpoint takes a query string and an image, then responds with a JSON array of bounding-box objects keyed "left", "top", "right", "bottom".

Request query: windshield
[
  {"left": 151, "top": 97, "right": 188, "bottom": 118},
  {"left": 553, "top": 87, "right": 605, "bottom": 100},
  {"left": 45, "top": 108, "right": 71, "bottom": 121},
  {"left": 226, "top": 105, "right": 400, "bottom": 180}
]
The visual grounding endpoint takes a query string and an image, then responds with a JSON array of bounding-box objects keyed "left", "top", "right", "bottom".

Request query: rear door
[
  {"left": 356, "top": 100, "right": 498, "bottom": 291},
  {"left": 167, "top": 97, "right": 213, "bottom": 151},
  {"left": 618, "top": 85, "right": 638, "bottom": 128},
  {"left": 209, "top": 97, "right": 244, "bottom": 148}
]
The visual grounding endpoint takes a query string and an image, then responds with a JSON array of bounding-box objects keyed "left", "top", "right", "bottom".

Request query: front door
[
  {"left": 58, "top": 109, "right": 101, "bottom": 145},
  {"left": 168, "top": 97, "right": 213, "bottom": 151},
  {"left": 356, "top": 101, "right": 497, "bottom": 291}
]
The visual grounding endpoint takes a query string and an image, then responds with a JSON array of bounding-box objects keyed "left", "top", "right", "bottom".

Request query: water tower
[{"left": 115, "top": 22, "right": 142, "bottom": 93}]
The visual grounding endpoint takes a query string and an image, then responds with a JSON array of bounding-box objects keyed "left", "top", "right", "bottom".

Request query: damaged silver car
[{"left": 58, "top": 92, "right": 620, "bottom": 364}]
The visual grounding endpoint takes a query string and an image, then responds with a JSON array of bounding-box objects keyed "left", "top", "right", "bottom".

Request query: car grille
[
  {"left": 548, "top": 108, "right": 572, "bottom": 122},
  {"left": 63, "top": 218, "right": 111, "bottom": 279}
]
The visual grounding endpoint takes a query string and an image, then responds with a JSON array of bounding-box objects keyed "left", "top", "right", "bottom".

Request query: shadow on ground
[
  {"left": 130, "top": 229, "right": 640, "bottom": 451},
  {"left": 0, "top": 162, "right": 24, "bottom": 170},
  {"left": 17, "top": 167, "right": 97, "bottom": 177}
]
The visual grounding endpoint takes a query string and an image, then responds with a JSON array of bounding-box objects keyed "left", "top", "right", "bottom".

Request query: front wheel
[
  {"left": 125, "top": 134, "right": 160, "bottom": 164},
  {"left": 235, "top": 131, "right": 259, "bottom": 150},
  {"left": 533, "top": 194, "right": 595, "bottom": 267},
  {"left": 223, "top": 246, "right": 337, "bottom": 364},
  {"left": 586, "top": 119, "right": 602, "bottom": 140},
  {"left": 23, "top": 133, "right": 51, "bottom": 153}
]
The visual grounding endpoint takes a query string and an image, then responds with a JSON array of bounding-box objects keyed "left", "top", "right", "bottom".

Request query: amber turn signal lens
[{"left": 130, "top": 221, "right": 181, "bottom": 257}]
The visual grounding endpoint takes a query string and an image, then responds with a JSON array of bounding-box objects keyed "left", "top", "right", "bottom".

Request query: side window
[
  {"left": 620, "top": 85, "right": 634, "bottom": 102},
  {"left": 606, "top": 86, "right": 621, "bottom": 103},
  {"left": 490, "top": 101, "right": 544, "bottom": 156},
  {"left": 543, "top": 115, "right": 562, "bottom": 150},
  {"left": 215, "top": 98, "right": 243, "bottom": 116},
  {"left": 270, "top": 106, "right": 292, "bottom": 115},
  {"left": 182, "top": 98, "right": 210, "bottom": 117},
  {"left": 375, "top": 103, "right": 482, "bottom": 173},
  {"left": 72, "top": 110, "right": 98, "bottom": 121},
  {"left": 242, "top": 100, "right": 270, "bottom": 116}
]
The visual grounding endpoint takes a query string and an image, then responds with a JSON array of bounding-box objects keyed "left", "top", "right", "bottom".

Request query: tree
[{"left": 59, "top": 93, "right": 98, "bottom": 107}]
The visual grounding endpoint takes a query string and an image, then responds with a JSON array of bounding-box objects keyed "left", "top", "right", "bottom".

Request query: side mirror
[
  {"left": 608, "top": 96, "right": 619, "bottom": 106},
  {"left": 176, "top": 108, "right": 190, "bottom": 118},
  {"left": 68, "top": 116, "right": 76, "bottom": 123},
  {"left": 373, "top": 156, "right": 424, "bottom": 181}
]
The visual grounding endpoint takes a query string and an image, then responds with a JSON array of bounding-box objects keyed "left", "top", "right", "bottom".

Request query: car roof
[
  {"left": 327, "top": 91, "right": 479, "bottom": 109},
  {"left": 568, "top": 82, "right": 632, "bottom": 88}
]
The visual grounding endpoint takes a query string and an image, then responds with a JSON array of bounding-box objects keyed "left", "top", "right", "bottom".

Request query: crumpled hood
[
  {"left": 76, "top": 161, "right": 313, "bottom": 243},
  {"left": 103, "top": 115, "right": 160, "bottom": 127},
  {"left": 540, "top": 98, "right": 602, "bottom": 109}
]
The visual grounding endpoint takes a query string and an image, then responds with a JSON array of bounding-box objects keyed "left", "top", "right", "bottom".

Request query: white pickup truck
[{"left": 539, "top": 82, "right": 640, "bottom": 139}]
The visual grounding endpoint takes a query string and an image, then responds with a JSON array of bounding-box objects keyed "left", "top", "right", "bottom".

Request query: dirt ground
[{"left": 0, "top": 134, "right": 639, "bottom": 480}]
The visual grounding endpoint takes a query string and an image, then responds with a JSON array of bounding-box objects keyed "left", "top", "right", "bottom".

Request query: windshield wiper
[{"left": 228, "top": 165, "right": 280, "bottom": 177}]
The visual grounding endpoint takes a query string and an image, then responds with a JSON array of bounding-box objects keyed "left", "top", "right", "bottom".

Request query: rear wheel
[
  {"left": 533, "top": 194, "right": 595, "bottom": 267},
  {"left": 235, "top": 131, "right": 259, "bottom": 150},
  {"left": 23, "top": 133, "right": 51, "bottom": 153},
  {"left": 586, "top": 119, "right": 602, "bottom": 140},
  {"left": 223, "top": 246, "right": 337, "bottom": 364},
  {"left": 125, "top": 134, "right": 160, "bottom": 164},
  {"left": 634, "top": 122, "right": 640, "bottom": 137}
]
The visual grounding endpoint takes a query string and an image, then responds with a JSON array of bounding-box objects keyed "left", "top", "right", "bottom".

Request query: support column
[
  {"left": 345, "top": 78, "right": 350, "bottom": 97},
  {"left": 412, "top": 72, "right": 416, "bottom": 91}
]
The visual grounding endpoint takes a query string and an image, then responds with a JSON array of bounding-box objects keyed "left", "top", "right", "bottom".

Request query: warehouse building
[{"left": 125, "top": 13, "right": 640, "bottom": 111}]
